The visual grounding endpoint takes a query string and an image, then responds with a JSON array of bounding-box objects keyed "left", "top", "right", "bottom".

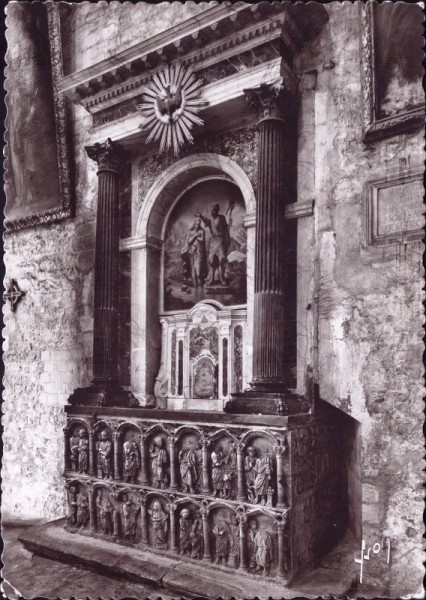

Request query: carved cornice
[
  {"left": 56, "top": 3, "right": 328, "bottom": 116},
  {"left": 85, "top": 138, "right": 129, "bottom": 173}
]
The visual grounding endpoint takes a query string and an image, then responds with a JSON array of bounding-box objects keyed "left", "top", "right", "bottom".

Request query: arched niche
[{"left": 131, "top": 153, "right": 256, "bottom": 407}]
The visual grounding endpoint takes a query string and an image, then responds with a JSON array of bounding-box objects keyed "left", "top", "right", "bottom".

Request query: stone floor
[
  {"left": 2, "top": 520, "right": 360, "bottom": 600},
  {"left": 2, "top": 522, "right": 171, "bottom": 600}
]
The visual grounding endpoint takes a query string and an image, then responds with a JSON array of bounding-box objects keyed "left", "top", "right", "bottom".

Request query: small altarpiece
[{"left": 155, "top": 178, "right": 248, "bottom": 410}]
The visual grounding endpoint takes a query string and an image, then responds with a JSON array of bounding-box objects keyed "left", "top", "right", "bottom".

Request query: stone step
[{"left": 19, "top": 519, "right": 354, "bottom": 599}]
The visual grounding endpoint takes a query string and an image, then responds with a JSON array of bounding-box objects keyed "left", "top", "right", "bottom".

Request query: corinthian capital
[
  {"left": 244, "top": 75, "right": 298, "bottom": 123},
  {"left": 85, "top": 138, "right": 129, "bottom": 172}
]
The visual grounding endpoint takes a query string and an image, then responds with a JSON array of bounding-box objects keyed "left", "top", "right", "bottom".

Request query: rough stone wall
[
  {"left": 59, "top": 1, "right": 216, "bottom": 75},
  {"left": 295, "top": 4, "right": 424, "bottom": 596}
]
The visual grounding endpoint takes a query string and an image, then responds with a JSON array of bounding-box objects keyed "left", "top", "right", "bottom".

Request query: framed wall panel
[
  {"left": 361, "top": 2, "right": 424, "bottom": 142},
  {"left": 4, "top": 3, "right": 73, "bottom": 232}
]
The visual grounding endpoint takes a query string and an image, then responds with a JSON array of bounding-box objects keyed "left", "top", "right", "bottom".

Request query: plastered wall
[{"left": 294, "top": 4, "right": 424, "bottom": 596}]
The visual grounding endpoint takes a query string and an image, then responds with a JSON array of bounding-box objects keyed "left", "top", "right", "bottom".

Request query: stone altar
[
  {"left": 21, "top": 2, "right": 354, "bottom": 593},
  {"left": 63, "top": 403, "right": 351, "bottom": 584}
]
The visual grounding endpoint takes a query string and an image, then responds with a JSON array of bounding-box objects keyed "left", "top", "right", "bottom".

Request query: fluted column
[
  {"left": 88, "top": 486, "right": 96, "bottom": 531},
  {"left": 236, "top": 443, "right": 245, "bottom": 502},
  {"left": 275, "top": 516, "right": 288, "bottom": 580},
  {"left": 169, "top": 436, "right": 178, "bottom": 491},
  {"left": 201, "top": 508, "right": 212, "bottom": 562},
  {"left": 88, "top": 431, "right": 95, "bottom": 476},
  {"left": 169, "top": 503, "right": 177, "bottom": 552},
  {"left": 113, "top": 432, "right": 120, "bottom": 480},
  {"left": 113, "top": 508, "right": 120, "bottom": 538},
  {"left": 237, "top": 514, "right": 247, "bottom": 571},
  {"left": 63, "top": 427, "right": 69, "bottom": 472},
  {"left": 275, "top": 445, "right": 286, "bottom": 507},
  {"left": 140, "top": 499, "right": 149, "bottom": 545},
  {"left": 140, "top": 434, "right": 149, "bottom": 485},
  {"left": 244, "top": 82, "right": 298, "bottom": 391},
  {"left": 201, "top": 440, "right": 210, "bottom": 494},
  {"left": 85, "top": 138, "right": 129, "bottom": 386}
]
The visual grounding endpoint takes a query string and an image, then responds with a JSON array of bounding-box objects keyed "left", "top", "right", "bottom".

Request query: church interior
[{"left": 3, "top": 2, "right": 424, "bottom": 598}]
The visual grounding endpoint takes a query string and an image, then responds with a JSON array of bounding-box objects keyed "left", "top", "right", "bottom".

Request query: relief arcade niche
[{"left": 63, "top": 413, "right": 296, "bottom": 582}]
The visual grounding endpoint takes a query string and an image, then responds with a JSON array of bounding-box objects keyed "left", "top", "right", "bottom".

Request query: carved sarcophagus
[{"left": 63, "top": 405, "right": 349, "bottom": 583}]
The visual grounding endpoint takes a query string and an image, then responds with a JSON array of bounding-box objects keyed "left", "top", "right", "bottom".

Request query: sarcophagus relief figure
[
  {"left": 67, "top": 425, "right": 89, "bottom": 475},
  {"left": 66, "top": 481, "right": 91, "bottom": 531},
  {"left": 96, "top": 428, "right": 113, "bottom": 479},
  {"left": 177, "top": 431, "right": 203, "bottom": 494},
  {"left": 147, "top": 496, "right": 169, "bottom": 550},
  {"left": 149, "top": 434, "right": 169, "bottom": 489},
  {"left": 210, "top": 436, "right": 238, "bottom": 500},
  {"left": 95, "top": 488, "right": 114, "bottom": 535}
]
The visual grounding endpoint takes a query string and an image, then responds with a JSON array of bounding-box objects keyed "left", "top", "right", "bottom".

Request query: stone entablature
[{"left": 56, "top": 3, "right": 327, "bottom": 113}]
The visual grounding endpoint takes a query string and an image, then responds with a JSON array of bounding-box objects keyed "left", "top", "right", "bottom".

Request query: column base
[
  {"left": 224, "top": 387, "right": 311, "bottom": 415},
  {"left": 68, "top": 383, "right": 139, "bottom": 408}
]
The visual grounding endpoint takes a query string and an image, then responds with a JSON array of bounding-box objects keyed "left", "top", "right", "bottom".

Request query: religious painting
[
  {"left": 163, "top": 179, "right": 247, "bottom": 312},
  {"left": 4, "top": 3, "right": 73, "bottom": 232},
  {"left": 362, "top": 3, "right": 424, "bottom": 140}
]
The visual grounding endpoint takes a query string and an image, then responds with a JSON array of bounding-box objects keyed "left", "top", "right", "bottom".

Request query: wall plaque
[{"left": 367, "top": 169, "right": 424, "bottom": 246}]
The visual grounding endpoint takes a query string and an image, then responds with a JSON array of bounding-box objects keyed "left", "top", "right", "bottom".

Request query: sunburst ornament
[{"left": 138, "top": 64, "right": 208, "bottom": 155}]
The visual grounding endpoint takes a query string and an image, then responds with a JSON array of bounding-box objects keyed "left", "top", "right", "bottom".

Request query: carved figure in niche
[
  {"left": 194, "top": 357, "right": 217, "bottom": 400},
  {"left": 227, "top": 514, "right": 240, "bottom": 568},
  {"left": 96, "top": 490, "right": 113, "bottom": 535},
  {"left": 211, "top": 448, "right": 226, "bottom": 497},
  {"left": 179, "top": 442, "right": 198, "bottom": 494},
  {"left": 96, "top": 430, "right": 112, "bottom": 479},
  {"left": 197, "top": 202, "right": 232, "bottom": 286},
  {"left": 178, "top": 508, "right": 193, "bottom": 556},
  {"left": 67, "top": 485, "right": 78, "bottom": 526},
  {"left": 78, "top": 429, "right": 89, "bottom": 475},
  {"left": 149, "top": 436, "right": 168, "bottom": 489},
  {"left": 213, "top": 518, "right": 229, "bottom": 565},
  {"left": 190, "top": 515, "right": 203, "bottom": 559},
  {"left": 247, "top": 520, "right": 258, "bottom": 571},
  {"left": 76, "top": 491, "right": 89, "bottom": 528},
  {"left": 181, "top": 217, "right": 208, "bottom": 288},
  {"left": 121, "top": 495, "right": 139, "bottom": 540},
  {"left": 69, "top": 433, "right": 80, "bottom": 471},
  {"left": 148, "top": 500, "right": 168, "bottom": 550},
  {"left": 223, "top": 442, "right": 238, "bottom": 500},
  {"left": 253, "top": 450, "right": 273, "bottom": 506},
  {"left": 254, "top": 523, "right": 274, "bottom": 576},
  {"left": 123, "top": 440, "right": 140, "bottom": 484},
  {"left": 244, "top": 447, "right": 257, "bottom": 503}
]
